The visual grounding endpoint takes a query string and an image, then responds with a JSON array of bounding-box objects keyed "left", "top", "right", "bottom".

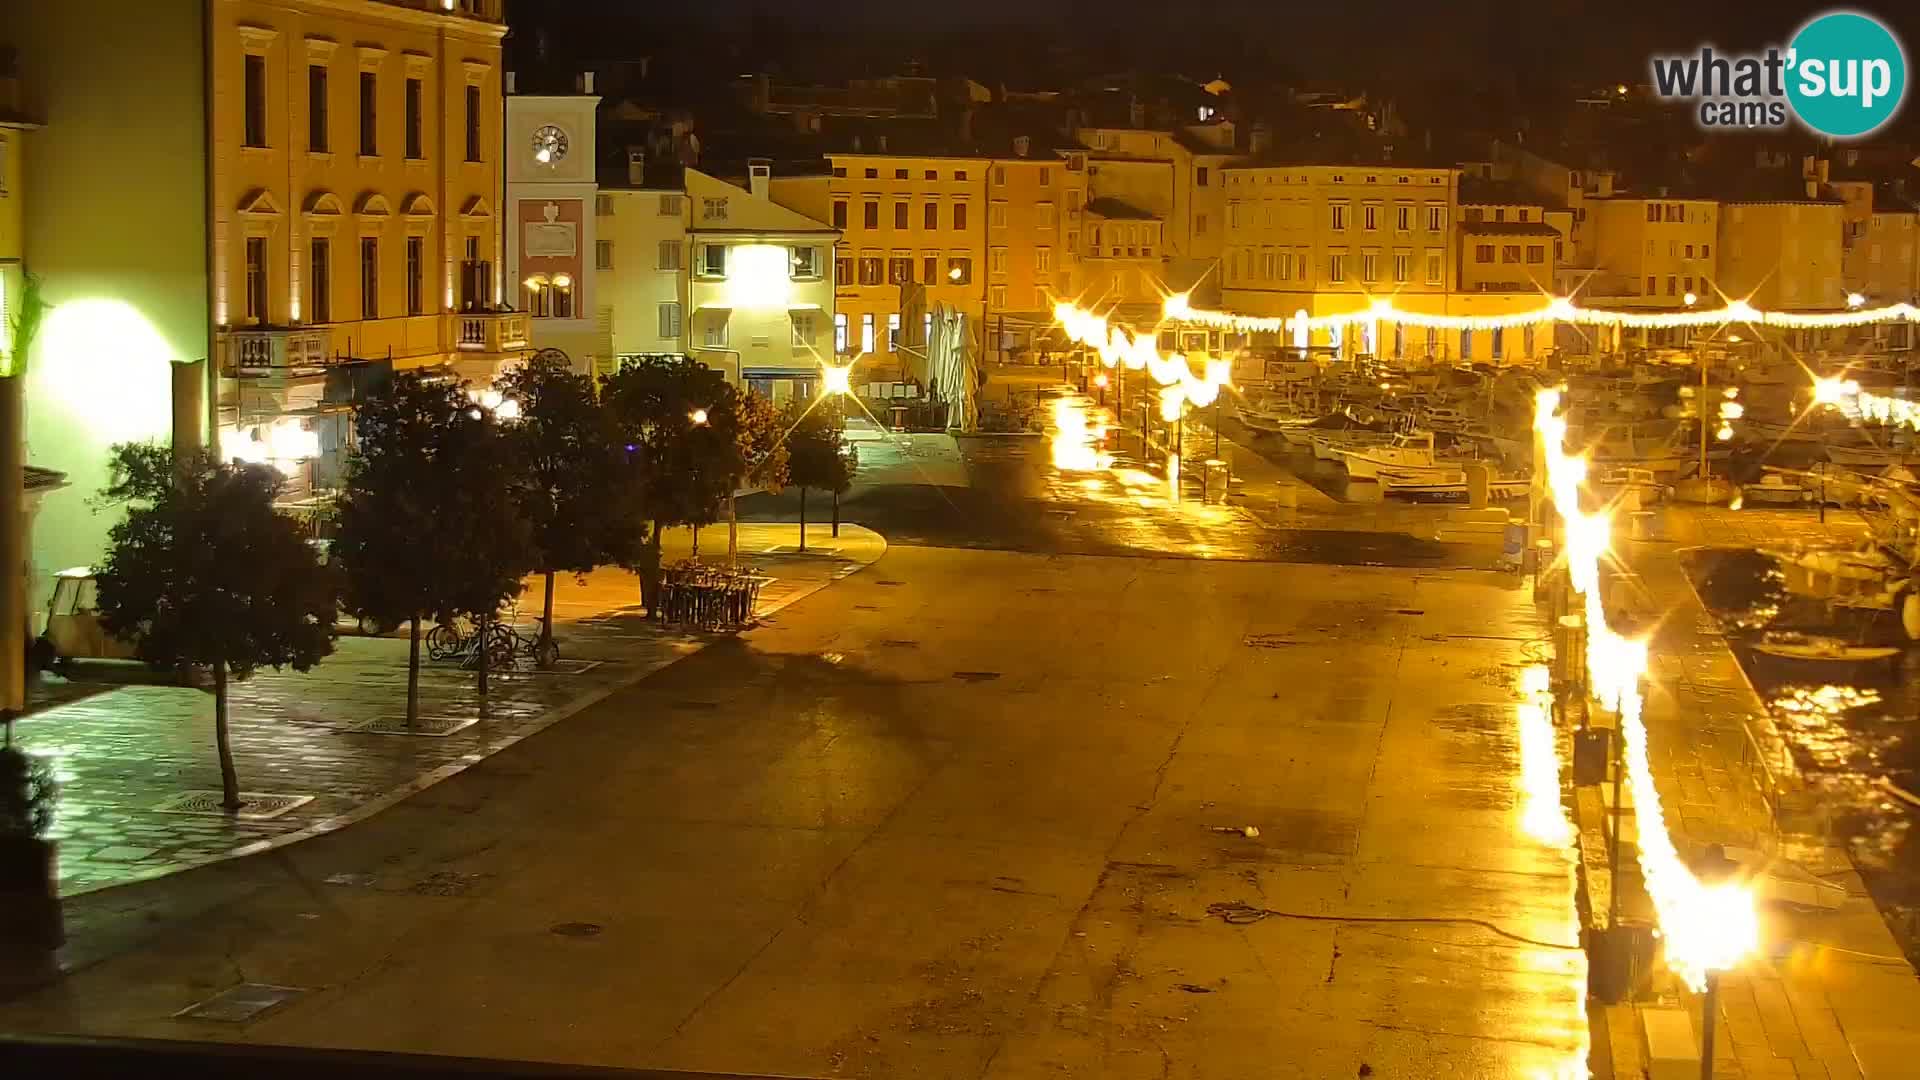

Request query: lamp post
[{"left": 694, "top": 346, "right": 746, "bottom": 565}]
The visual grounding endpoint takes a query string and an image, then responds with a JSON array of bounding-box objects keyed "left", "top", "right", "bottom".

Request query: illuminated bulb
[
  {"left": 1728, "top": 333, "right": 1742, "bottom": 343},
  {"left": 689, "top": 407, "right": 709, "bottom": 425},
  {"left": 552, "top": 273, "right": 573, "bottom": 289},
  {"left": 524, "top": 277, "right": 545, "bottom": 291},
  {"left": 535, "top": 149, "right": 551, "bottom": 164},
  {"left": 1683, "top": 292, "right": 1698, "bottom": 306},
  {"left": 1847, "top": 292, "right": 1867, "bottom": 308},
  {"left": 1616, "top": 83, "right": 1629, "bottom": 94},
  {"left": 1716, "top": 423, "right": 1734, "bottom": 441},
  {"left": 948, "top": 266, "right": 963, "bottom": 281},
  {"left": 493, "top": 398, "right": 521, "bottom": 421},
  {"left": 1159, "top": 384, "right": 1186, "bottom": 422},
  {"left": 820, "top": 361, "right": 854, "bottom": 396},
  {"left": 1093, "top": 373, "right": 1109, "bottom": 388}
]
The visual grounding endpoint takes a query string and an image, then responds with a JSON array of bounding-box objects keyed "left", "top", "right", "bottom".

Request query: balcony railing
[
  {"left": 457, "top": 311, "right": 530, "bottom": 354},
  {"left": 228, "top": 326, "right": 334, "bottom": 378}
]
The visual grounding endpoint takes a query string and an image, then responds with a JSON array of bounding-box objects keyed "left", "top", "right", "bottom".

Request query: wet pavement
[{"left": 0, "top": 545, "right": 1589, "bottom": 1079}]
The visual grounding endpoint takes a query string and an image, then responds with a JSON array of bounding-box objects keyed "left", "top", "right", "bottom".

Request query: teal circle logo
[{"left": 1787, "top": 11, "right": 1907, "bottom": 138}]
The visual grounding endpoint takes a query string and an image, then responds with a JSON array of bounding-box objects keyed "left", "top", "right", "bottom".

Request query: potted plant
[{"left": 0, "top": 739, "right": 63, "bottom": 952}]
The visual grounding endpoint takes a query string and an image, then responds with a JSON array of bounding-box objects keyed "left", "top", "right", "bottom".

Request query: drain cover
[
  {"left": 176, "top": 983, "right": 308, "bottom": 1022},
  {"left": 550, "top": 921, "right": 603, "bottom": 938},
  {"left": 153, "top": 791, "right": 313, "bottom": 820},
  {"left": 351, "top": 715, "right": 477, "bottom": 737},
  {"left": 953, "top": 671, "right": 1001, "bottom": 683}
]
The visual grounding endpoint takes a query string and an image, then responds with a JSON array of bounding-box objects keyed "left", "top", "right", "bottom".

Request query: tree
[
  {"left": 94, "top": 444, "right": 337, "bottom": 810},
  {"left": 783, "top": 399, "right": 856, "bottom": 552},
  {"left": 496, "top": 355, "right": 635, "bottom": 662},
  {"left": 601, "top": 357, "right": 782, "bottom": 608},
  {"left": 336, "top": 373, "right": 536, "bottom": 720}
]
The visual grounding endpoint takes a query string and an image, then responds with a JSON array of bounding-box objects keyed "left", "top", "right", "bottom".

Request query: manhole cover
[
  {"left": 410, "top": 871, "right": 485, "bottom": 897},
  {"left": 878, "top": 639, "right": 919, "bottom": 648},
  {"left": 176, "top": 982, "right": 308, "bottom": 1023},
  {"left": 152, "top": 791, "right": 314, "bottom": 821},
  {"left": 350, "top": 715, "right": 478, "bottom": 737},
  {"left": 853, "top": 604, "right": 882, "bottom": 611},
  {"left": 550, "top": 921, "right": 604, "bottom": 938},
  {"left": 1392, "top": 609, "right": 1426, "bottom": 616},
  {"left": 953, "top": 671, "right": 1001, "bottom": 683},
  {"left": 1243, "top": 634, "right": 1299, "bottom": 649}
]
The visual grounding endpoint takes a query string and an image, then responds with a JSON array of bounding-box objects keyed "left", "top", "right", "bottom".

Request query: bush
[{"left": 0, "top": 746, "right": 57, "bottom": 840}]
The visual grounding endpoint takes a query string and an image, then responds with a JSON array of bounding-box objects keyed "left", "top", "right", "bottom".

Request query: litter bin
[{"left": 1202, "top": 459, "right": 1231, "bottom": 504}]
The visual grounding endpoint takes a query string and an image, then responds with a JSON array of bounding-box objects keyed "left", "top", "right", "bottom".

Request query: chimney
[
  {"left": 878, "top": 133, "right": 889, "bottom": 152},
  {"left": 1013, "top": 135, "right": 1030, "bottom": 158},
  {"left": 1129, "top": 100, "right": 1146, "bottom": 129},
  {"left": 579, "top": 71, "right": 595, "bottom": 95},
  {"left": 628, "top": 148, "right": 646, "bottom": 186},
  {"left": 748, "top": 158, "right": 771, "bottom": 200},
  {"left": 1249, "top": 122, "right": 1271, "bottom": 155},
  {"left": 504, "top": 70, "right": 516, "bottom": 95}
]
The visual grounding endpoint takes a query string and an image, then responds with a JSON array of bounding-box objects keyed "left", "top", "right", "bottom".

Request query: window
[
  {"left": 1526, "top": 245, "right": 1544, "bottom": 264},
  {"left": 359, "top": 71, "right": 377, "bottom": 156},
  {"left": 465, "top": 84, "right": 482, "bottom": 161},
  {"left": 360, "top": 237, "right": 379, "bottom": 318},
  {"left": 701, "top": 198, "right": 729, "bottom": 222},
  {"left": 1684, "top": 243, "right": 1695, "bottom": 258},
  {"left": 1464, "top": 208, "right": 1484, "bottom": 223},
  {"left": 1646, "top": 204, "right": 1661, "bottom": 223},
  {"left": 834, "top": 312, "right": 849, "bottom": 353},
  {"left": 832, "top": 167, "right": 847, "bottom": 178},
  {"left": 790, "top": 246, "right": 819, "bottom": 279},
  {"left": 792, "top": 311, "right": 817, "bottom": 345},
  {"left": 245, "top": 236, "right": 267, "bottom": 322},
  {"left": 859, "top": 256, "right": 883, "bottom": 285},
  {"left": 1554, "top": 239, "right": 1564, "bottom": 261},
  {"left": 1363, "top": 204, "right": 1378, "bottom": 231},
  {"left": 1425, "top": 250, "right": 1443, "bottom": 284},
  {"left": 404, "top": 78, "right": 423, "bottom": 159},
  {"left": 953, "top": 203, "right": 968, "bottom": 230},
  {"left": 1702, "top": 244, "right": 1711, "bottom": 258},
  {"left": 1427, "top": 205, "right": 1445, "bottom": 232},
  {"left": 460, "top": 236, "right": 491, "bottom": 311},
  {"left": 1460, "top": 329, "right": 1473, "bottom": 359},
  {"left": 1666, "top": 275, "right": 1678, "bottom": 296},
  {"left": 864, "top": 168, "right": 878, "bottom": 179},
  {"left": 1492, "top": 208, "right": 1506, "bottom": 223},
  {"left": 993, "top": 166, "right": 1007, "bottom": 186},
  {"left": 404, "top": 236, "right": 424, "bottom": 315},
  {"left": 1396, "top": 204, "right": 1411, "bottom": 231},
  {"left": 922, "top": 255, "right": 937, "bottom": 282},
  {"left": 550, "top": 278, "right": 576, "bottom": 320},
  {"left": 894, "top": 168, "right": 908, "bottom": 180},
  {"left": 864, "top": 201, "right": 879, "bottom": 229},
  {"left": 701, "top": 315, "right": 727, "bottom": 348},
  {"left": 658, "top": 302, "right": 682, "bottom": 340},
  {"left": 1262, "top": 251, "right": 1278, "bottom": 280},
  {"left": 836, "top": 256, "right": 853, "bottom": 283},
  {"left": 1035, "top": 247, "right": 1053, "bottom": 272},
  {"left": 1040, "top": 168, "right": 1052, "bottom": 187},
  {"left": 659, "top": 194, "right": 682, "bottom": 216},
  {"left": 596, "top": 239, "right": 614, "bottom": 271},
  {"left": 1331, "top": 203, "right": 1348, "bottom": 230},
  {"left": 887, "top": 313, "right": 901, "bottom": 350},
  {"left": 924, "top": 202, "right": 938, "bottom": 230},
  {"left": 1646, "top": 275, "right": 1657, "bottom": 294},
  {"left": 1667, "top": 204, "right": 1683, "bottom": 222},
  {"left": 990, "top": 247, "right": 1008, "bottom": 274},
  {"left": 924, "top": 170, "right": 937, "bottom": 180},
  {"left": 990, "top": 202, "right": 1007, "bottom": 228},
  {"left": 1195, "top": 166, "right": 1209, "bottom": 187},
  {"left": 244, "top": 54, "right": 267, "bottom": 148},
  {"left": 947, "top": 257, "right": 972, "bottom": 284},
  {"left": 990, "top": 284, "right": 1008, "bottom": 308},
  {"left": 1038, "top": 203, "right": 1054, "bottom": 229},
  {"left": 700, "top": 243, "right": 727, "bottom": 277},
  {"left": 657, "top": 240, "right": 681, "bottom": 270},
  {"left": 1328, "top": 254, "right": 1345, "bottom": 282},
  {"left": 833, "top": 202, "right": 848, "bottom": 229},
  {"left": 1361, "top": 252, "right": 1378, "bottom": 282},
  {"left": 1501, "top": 245, "right": 1521, "bottom": 264},
  {"left": 1475, "top": 244, "right": 1495, "bottom": 263},
  {"left": 1491, "top": 326, "right": 1504, "bottom": 359},
  {"left": 1067, "top": 231, "right": 1079, "bottom": 254},
  {"left": 309, "top": 238, "right": 331, "bottom": 323},
  {"left": 596, "top": 195, "right": 613, "bottom": 216},
  {"left": 895, "top": 201, "right": 909, "bottom": 229},
  {"left": 860, "top": 313, "right": 875, "bottom": 353},
  {"left": 1393, "top": 252, "right": 1410, "bottom": 282},
  {"left": 888, "top": 256, "right": 913, "bottom": 284},
  {"left": 1195, "top": 213, "right": 1208, "bottom": 236},
  {"left": 308, "top": 65, "right": 328, "bottom": 152}
]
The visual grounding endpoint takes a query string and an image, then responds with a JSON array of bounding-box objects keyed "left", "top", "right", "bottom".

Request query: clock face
[{"left": 531, "top": 124, "right": 569, "bottom": 165}]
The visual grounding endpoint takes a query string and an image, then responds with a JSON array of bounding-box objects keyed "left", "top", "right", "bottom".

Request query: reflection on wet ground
[{"left": 1685, "top": 547, "right": 1920, "bottom": 961}]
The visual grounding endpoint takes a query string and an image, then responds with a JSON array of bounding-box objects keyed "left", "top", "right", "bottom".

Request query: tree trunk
[
  {"left": 476, "top": 610, "right": 491, "bottom": 719},
  {"left": 832, "top": 488, "right": 840, "bottom": 538},
  {"left": 799, "top": 487, "right": 808, "bottom": 552},
  {"left": 691, "top": 524, "right": 700, "bottom": 557},
  {"left": 213, "top": 663, "right": 240, "bottom": 811},
  {"left": 406, "top": 616, "right": 421, "bottom": 726},
  {"left": 540, "top": 571, "right": 556, "bottom": 651}
]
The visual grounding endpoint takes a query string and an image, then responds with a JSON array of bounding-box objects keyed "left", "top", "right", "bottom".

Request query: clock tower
[{"left": 504, "top": 75, "right": 601, "bottom": 374}]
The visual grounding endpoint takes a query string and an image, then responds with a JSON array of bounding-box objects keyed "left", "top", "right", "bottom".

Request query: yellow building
[
  {"left": 988, "top": 147, "right": 1088, "bottom": 343},
  {"left": 1832, "top": 177, "right": 1919, "bottom": 307},
  {"left": 1717, "top": 198, "right": 1846, "bottom": 313},
  {"left": 1077, "top": 122, "right": 1235, "bottom": 305}
]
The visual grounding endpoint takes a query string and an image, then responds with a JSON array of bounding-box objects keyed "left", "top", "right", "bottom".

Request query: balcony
[
  {"left": 227, "top": 326, "right": 334, "bottom": 380},
  {"left": 374, "top": 0, "right": 502, "bottom": 22},
  {"left": 457, "top": 311, "right": 530, "bottom": 354}
]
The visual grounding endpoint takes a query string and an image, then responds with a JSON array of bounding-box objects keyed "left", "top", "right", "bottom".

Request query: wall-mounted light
[
  {"left": 1683, "top": 292, "right": 1698, "bottom": 307},
  {"left": 552, "top": 273, "right": 573, "bottom": 289},
  {"left": 689, "top": 407, "right": 709, "bottom": 425},
  {"left": 1847, "top": 292, "right": 1867, "bottom": 309}
]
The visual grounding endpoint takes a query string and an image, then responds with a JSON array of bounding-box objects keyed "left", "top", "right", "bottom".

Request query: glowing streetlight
[
  {"left": 689, "top": 407, "right": 709, "bottom": 426},
  {"left": 820, "top": 361, "right": 854, "bottom": 397},
  {"left": 1616, "top": 83, "right": 1629, "bottom": 95},
  {"left": 947, "top": 265, "right": 963, "bottom": 281},
  {"left": 1847, "top": 291, "right": 1867, "bottom": 309},
  {"left": 1093, "top": 373, "right": 1108, "bottom": 388},
  {"left": 1683, "top": 291, "right": 1698, "bottom": 307}
]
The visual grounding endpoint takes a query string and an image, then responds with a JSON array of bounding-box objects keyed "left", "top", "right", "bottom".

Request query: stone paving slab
[{"left": 14, "top": 524, "right": 883, "bottom": 897}]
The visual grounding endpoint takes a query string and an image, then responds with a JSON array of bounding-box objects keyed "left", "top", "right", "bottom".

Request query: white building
[
  {"left": 504, "top": 80, "right": 601, "bottom": 377},
  {"left": 597, "top": 158, "right": 690, "bottom": 380},
  {"left": 682, "top": 165, "right": 839, "bottom": 402}
]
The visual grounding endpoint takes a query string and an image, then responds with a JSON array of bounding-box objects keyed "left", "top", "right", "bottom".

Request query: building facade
[
  {"left": 505, "top": 85, "right": 599, "bottom": 375},
  {"left": 597, "top": 170, "right": 691, "bottom": 377}
]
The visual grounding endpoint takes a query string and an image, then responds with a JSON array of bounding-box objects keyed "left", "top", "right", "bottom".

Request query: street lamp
[
  {"left": 689, "top": 407, "right": 709, "bottom": 426},
  {"left": 1847, "top": 291, "right": 1868, "bottom": 309}
]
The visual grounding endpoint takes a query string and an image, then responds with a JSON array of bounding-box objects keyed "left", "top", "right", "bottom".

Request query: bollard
[{"left": 1465, "top": 463, "right": 1491, "bottom": 510}]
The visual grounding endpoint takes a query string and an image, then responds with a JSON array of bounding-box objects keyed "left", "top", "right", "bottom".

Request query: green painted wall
[{"left": 14, "top": 0, "right": 208, "bottom": 625}]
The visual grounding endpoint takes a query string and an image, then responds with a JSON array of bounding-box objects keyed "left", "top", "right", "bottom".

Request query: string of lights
[{"left": 1159, "top": 292, "right": 1920, "bottom": 335}]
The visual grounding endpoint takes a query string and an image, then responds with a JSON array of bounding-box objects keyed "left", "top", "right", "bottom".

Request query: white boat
[
  {"left": 1336, "top": 431, "right": 1438, "bottom": 481},
  {"left": 1310, "top": 430, "right": 1394, "bottom": 461},
  {"left": 1740, "top": 473, "right": 1814, "bottom": 506},
  {"left": 1378, "top": 464, "right": 1530, "bottom": 499},
  {"left": 1752, "top": 637, "right": 1900, "bottom": 664}
]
